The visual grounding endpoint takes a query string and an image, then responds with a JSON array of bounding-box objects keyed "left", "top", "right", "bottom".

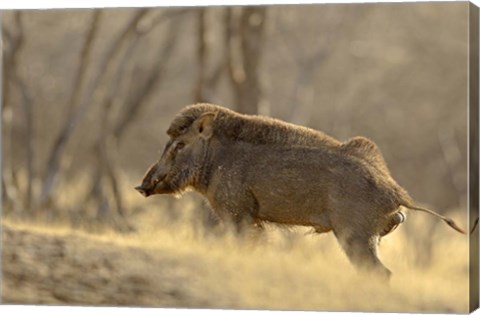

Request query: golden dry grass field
[{"left": 1, "top": 198, "right": 469, "bottom": 313}]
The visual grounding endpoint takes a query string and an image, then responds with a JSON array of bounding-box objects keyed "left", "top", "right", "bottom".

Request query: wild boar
[
  {"left": 136, "top": 105, "right": 466, "bottom": 279},
  {"left": 164, "top": 104, "right": 404, "bottom": 236}
]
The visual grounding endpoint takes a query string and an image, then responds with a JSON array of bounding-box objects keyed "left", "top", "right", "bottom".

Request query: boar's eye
[{"left": 175, "top": 142, "right": 185, "bottom": 151}]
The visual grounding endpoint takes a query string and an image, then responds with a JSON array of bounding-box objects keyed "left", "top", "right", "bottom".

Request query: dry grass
[{"left": 1, "top": 198, "right": 470, "bottom": 313}]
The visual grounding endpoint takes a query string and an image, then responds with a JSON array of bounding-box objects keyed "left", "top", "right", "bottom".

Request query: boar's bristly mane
[{"left": 167, "top": 103, "right": 340, "bottom": 146}]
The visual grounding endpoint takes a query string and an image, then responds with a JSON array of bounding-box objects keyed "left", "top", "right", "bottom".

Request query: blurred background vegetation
[
  {"left": 1, "top": 3, "right": 473, "bottom": 310},
  {"left": 1, "top": 2, "right": 469, "bottom": 234}
]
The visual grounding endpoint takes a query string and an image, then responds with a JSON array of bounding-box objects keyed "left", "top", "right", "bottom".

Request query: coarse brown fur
[
  {"left": 167, "top": 103, "right": 392, "bottom": 176},
  {"left": 137, "top": 105, "right": 466, "bottom": 279}
]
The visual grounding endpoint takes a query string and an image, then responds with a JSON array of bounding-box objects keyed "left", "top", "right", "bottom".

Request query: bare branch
[
  {"left": 39, "top": 10, "right": 103, "bottom": 208},
  {"left": 2, "top": 12, "right": 25, "bottom": 112},
  {"left": 224, "top": 7, "right": 239, "bottom": 103},
  {"left": 1, "top": 14, "right": 23, "bottom": 212},
  {"left": 14, "top": 74, "right": 34, "bottom": 211},
  {"left": 113, "top": 18, "right": 181, "bottom": 140},
  {"left": 224, "top": 7, "right": 267, "bottom": 114},
  {"left": 437, "top": 127, "right": 465, "bottom": 206},
  {"left": 40, "top": 9, "right": 150, "bottom": 208},
  {"left": 77, "top": 10, "right": 185, "bottom": 230},
  {"left": 140, "top": 8, "right": 191, "bottom": 34},
  {"left": 194, "top": 8, "right": 207, "bottom": 103},
  {"left": 2, "top": 12, "right": 35, "bottom": 212},
  {"left": 2, "top": 25, "right": 13, "bottom": 44},
  {"left": 101, "top": 9, "right": 191, "bottom": 140}
]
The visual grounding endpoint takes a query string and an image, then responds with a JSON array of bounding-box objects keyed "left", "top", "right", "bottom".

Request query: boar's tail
[{"left": 401, "top": 203, "right": 466, "bottom": 234}]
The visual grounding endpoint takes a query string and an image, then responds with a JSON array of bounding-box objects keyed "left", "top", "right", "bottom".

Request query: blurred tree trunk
[
  {"left": 2, "top": 12, "right": 34, "bottom": 214},
  {"left": 2, "top": 14, "right": 21, "bottom": 214},
  {"left": 194, "top": 8, "right": 207, "bottom": 103},
  {"left": 39, "top": 10, "right": 103, "bottom": 212},
  {"left": 39, "top": 9, "right": 150, "bottom": 214},
  {"left": 287, "top": 55, "right": 324, "bottom": 126},
  {"left": 404, "top": 218, "right": 439, "bottom": 267},
  {"left": 75, "top": 10, "right": 186, "bottom": 231},
  {"left": 193, "top": 8, "right": 225, "bottom": 104},
  {"left": 225, "top": 6, "right": 267, "bottom": 114},
  {"left": 437, "top": 128, "right": 466, "bottom": 208}
]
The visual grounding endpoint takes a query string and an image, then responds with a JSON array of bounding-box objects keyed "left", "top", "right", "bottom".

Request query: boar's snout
[
  {"left": 136, "top": 161, "right": 170, "bottom": 197},
  {"left": 135, "top": 185, "right": 150, "bottom": 197}
]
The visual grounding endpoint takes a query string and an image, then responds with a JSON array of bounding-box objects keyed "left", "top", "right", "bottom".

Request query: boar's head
[{"left": 135, "top": 112, "right": 216, "bottom": 197}]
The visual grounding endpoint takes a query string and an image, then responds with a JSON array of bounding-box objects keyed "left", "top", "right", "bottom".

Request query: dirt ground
[{"left": 1, "top": 222, "right": 226, "bottom": 308}]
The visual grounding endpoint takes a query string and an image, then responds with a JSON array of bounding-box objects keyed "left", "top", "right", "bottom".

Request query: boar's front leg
[
  {"left": 230, "top": 212, "right": 264, "bottom": 235},
  {"left": 209, "top": 188, "right": 262, "bottom": 235}
]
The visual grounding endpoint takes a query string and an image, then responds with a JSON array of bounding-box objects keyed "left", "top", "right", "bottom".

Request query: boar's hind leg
[{"left": 334, "top": 229, "right": 391, "bottom": 280}]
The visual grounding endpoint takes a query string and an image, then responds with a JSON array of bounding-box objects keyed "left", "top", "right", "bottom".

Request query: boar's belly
[{"left": 253, "top": 185, "right": 328, "bottom": 226}]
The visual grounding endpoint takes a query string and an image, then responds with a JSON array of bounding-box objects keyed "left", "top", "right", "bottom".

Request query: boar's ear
[{"left": 194, "top": 112, "right": 216, "bottom": 139}]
